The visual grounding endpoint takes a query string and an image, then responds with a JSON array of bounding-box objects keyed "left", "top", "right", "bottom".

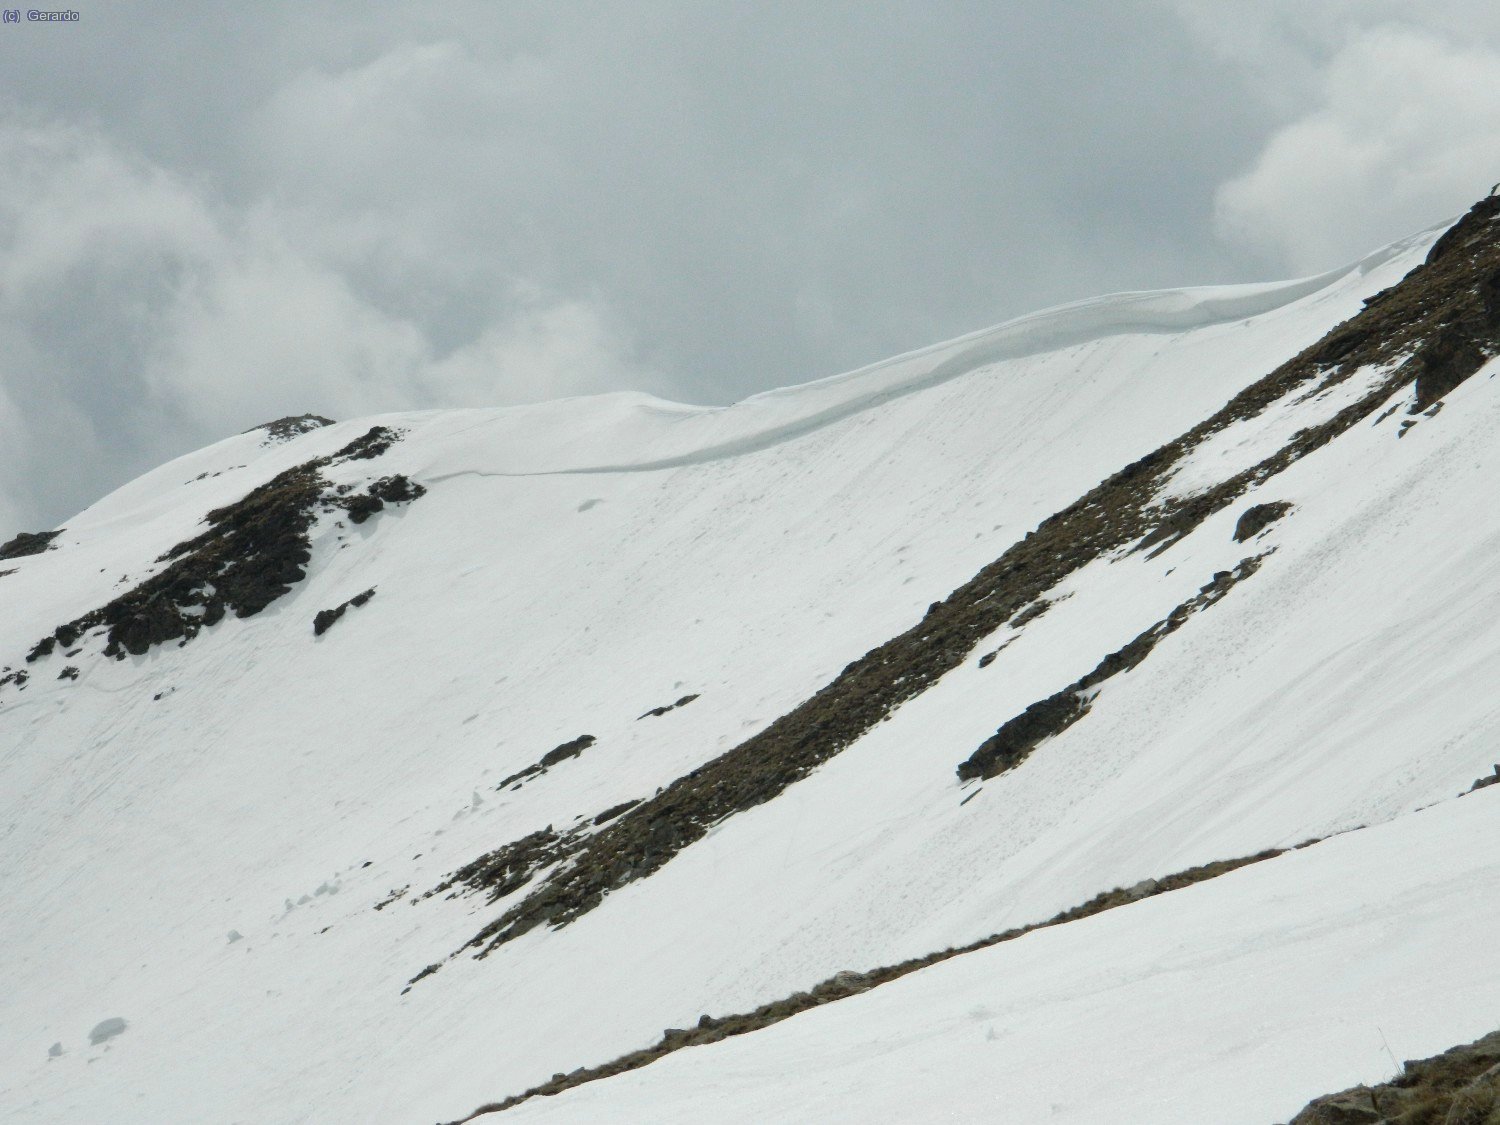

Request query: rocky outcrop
[
  {"left": 0, "top": 529, "right": 61, "bottom": 561},
  {"left": 1466, "top": 765, "right": 1500, "bottom": 794},
  {"left": 496, "top": 736, "right": 599, "bottom": 791},
  {"left": 1234, "top": 501, "right": 1293, "bottom": 543},
  {"left": 11, "top": 426, "right": 422, "bottom": 667},
  {"left": 312, "top": 588, "right": 376, "bottom": 636},
  {"left": 248, "top": 414, "right": 336, "bottom": 442},
  {"left": 1284, "top": 1029, "right": 1500, "bottom": 1125}
]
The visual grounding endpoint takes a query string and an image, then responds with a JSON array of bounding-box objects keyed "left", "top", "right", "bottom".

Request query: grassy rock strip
[
  {"left": 406, "top": 825, "right": 595, "bottom": 988},
  {"left": 444, "top": 845, "right": 1298, "bottom": 1122},
  {"left": 425, "top": 825, "right": 585, "bottom": 911},
  {"left": 1282, "top": 1029, "right": 1500, "bottom": 1125},
  {"left": 434, "top": 195, "right": 1500, "bottom": 961},
  {"left": 13, "top": 426, "right": 420, "bottom": 667},
  {"left": 958, "top": 552, "right": 1269, "bottom": 781}
]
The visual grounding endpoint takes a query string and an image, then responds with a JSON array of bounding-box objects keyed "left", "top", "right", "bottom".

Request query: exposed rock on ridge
[
  {"left": 15, "top": 426, "right": 422, "bottom": 667},
  {"left": 0, "top": 529, "right": 62, "bottom": 561},
  {"left": 249, "top": 414, "right": 336, "bottom": 442}
]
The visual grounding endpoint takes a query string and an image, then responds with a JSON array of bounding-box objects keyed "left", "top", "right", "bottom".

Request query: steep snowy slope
[
  {"left": 2, "top": 196, "right": 1498, "bottom": 1124},
  {"left": 498, "top": 787, "right": 1500, "bottom": 1124}
]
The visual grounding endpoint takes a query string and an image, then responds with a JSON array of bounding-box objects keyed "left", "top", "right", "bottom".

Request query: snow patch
[{"left": 1162, "top": 361, "right": 1400, "bottom": 500}]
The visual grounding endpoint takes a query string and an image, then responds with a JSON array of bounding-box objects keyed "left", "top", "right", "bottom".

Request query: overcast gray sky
[{"left": 2, "top": 0, "right": 1498, "bottom": 533}]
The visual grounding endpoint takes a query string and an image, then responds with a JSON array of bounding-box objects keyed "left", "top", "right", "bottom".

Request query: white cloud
[
  {"left": 0, "top": 374, "right": 28, "bottom": 539},
  {"left": 8, "top": 3, "right": 1498, "bottom": 534},
  {"left": 0, "top": 113, "right": 662, "bottom": 531},
  {"left": 425, "top": 286, "right": 661, "bottom": 407},
  {"left": 1206, "top": 21, "right": 1500, "bottom": 272},
  {"left": 148, "top": 229, "right": 426, "bottom": 430}
]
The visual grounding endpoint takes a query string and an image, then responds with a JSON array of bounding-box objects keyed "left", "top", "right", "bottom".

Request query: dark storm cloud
[{"left": 0, "top": 1, "right": 1496, "bottom": 531}]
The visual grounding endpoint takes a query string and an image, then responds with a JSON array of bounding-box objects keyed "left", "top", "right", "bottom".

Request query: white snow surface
[
  {"left": 504, "top": 788, "right": 1500, "bottom": 1124},
  {"left": 3, "top": 221, "right": 1496, "bottom": 1124}
]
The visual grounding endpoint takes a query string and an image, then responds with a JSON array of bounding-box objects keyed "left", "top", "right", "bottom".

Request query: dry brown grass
[{"left": 1286, "top": 1030, "right": 1500, "bottom": 1124}]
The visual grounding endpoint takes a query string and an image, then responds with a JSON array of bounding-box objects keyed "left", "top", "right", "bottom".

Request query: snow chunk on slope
[{"left": 87, "top": 1019, "right": 126, "bottom": 1047}]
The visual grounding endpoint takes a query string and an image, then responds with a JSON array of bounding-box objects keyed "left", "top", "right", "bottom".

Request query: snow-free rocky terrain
[{"left": 5, "top": 193, "right": 1500, "bottom": 1124}]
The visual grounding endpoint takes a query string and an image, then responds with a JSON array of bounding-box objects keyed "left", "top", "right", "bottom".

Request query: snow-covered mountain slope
[
  {"left": 497, "top": 787, "right": 1500, "bottom": 1124},
  {"left": 3, "top": 195, "right": 1499, "bottom": 1125}
]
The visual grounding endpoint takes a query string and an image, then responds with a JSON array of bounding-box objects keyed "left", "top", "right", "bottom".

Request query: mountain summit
[{"left": 5, "top": 193, "right": 1500, "bottom": 1124}]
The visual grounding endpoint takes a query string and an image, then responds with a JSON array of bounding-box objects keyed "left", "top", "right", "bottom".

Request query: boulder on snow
[
  {"left": 0, "top": 529, "right": 61, "bottom": 560},
  {"left": 1233, "top": 501, "right": 1293, "bottom": 543}
]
